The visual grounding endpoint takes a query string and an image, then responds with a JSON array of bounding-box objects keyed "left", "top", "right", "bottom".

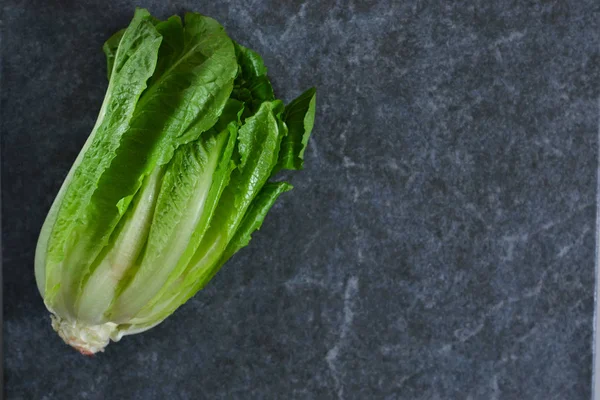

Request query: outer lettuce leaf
[
  {"left": 235, "top": 43, "right": 267, "bottom": 77},
  {"left": 38, "top": 9, "right": 163, "bottom": 316},
  {"left": 182, "top": 101, "right": 286, "bottom": 293},
  {"left": 146, "top": 16, "right": 185, "bottom": 87},
  {"left": 221, "top": 181, "right": 293, "bottom": 263},
  {"left": 104, "top": 15, "right": 176, "bottom": 80},
  {"left": 103, "top": 29, "right": 125, "bottom": 79},
  {"left": 275, "top": 87, "right": 316, "bottom": 172},
  {"left": 183, "top": 181, "right": 294, "bottom": 310}
]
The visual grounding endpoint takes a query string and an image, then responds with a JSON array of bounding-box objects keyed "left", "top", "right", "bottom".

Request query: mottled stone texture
[{"left": 2, "top": 0, "right": 599, "bottom": 399}]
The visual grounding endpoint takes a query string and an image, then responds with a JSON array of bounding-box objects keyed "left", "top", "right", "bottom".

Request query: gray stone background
[{"left": 2, "top": 0, "right": 599, "bottom": 399}]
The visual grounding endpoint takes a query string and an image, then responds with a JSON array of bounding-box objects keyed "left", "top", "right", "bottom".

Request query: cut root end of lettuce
[
  {"left": 35, "top": 8, "right": 316, "bottom": 354},
  {"left": 51, "top": 315, "right": 118, "bottom": 355}
]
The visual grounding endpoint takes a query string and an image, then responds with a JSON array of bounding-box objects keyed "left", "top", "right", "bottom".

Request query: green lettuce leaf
[
  {"left": 37, "top": 9, "right": 163, "bottom": 315},
  {"left": 232, "top": 43, "right": 275, "bottom": 117},
  {"left": 102, "top": 29, "right": 125, "bottom": 79},
  {"left": 221, "top": 181, "right": 293, "bottom": 263},
  {"left": 275, "top": 87, "right": 317, "bottom": 172}
]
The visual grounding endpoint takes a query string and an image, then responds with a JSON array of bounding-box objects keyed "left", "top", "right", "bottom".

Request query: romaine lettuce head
[{"left": 34, "top": 8, "right": 316, "bottom": 354}]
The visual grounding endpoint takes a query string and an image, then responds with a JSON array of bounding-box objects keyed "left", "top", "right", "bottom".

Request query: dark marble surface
[{"left": 2, "top": 1, "right": 599, "bottom": 399}]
